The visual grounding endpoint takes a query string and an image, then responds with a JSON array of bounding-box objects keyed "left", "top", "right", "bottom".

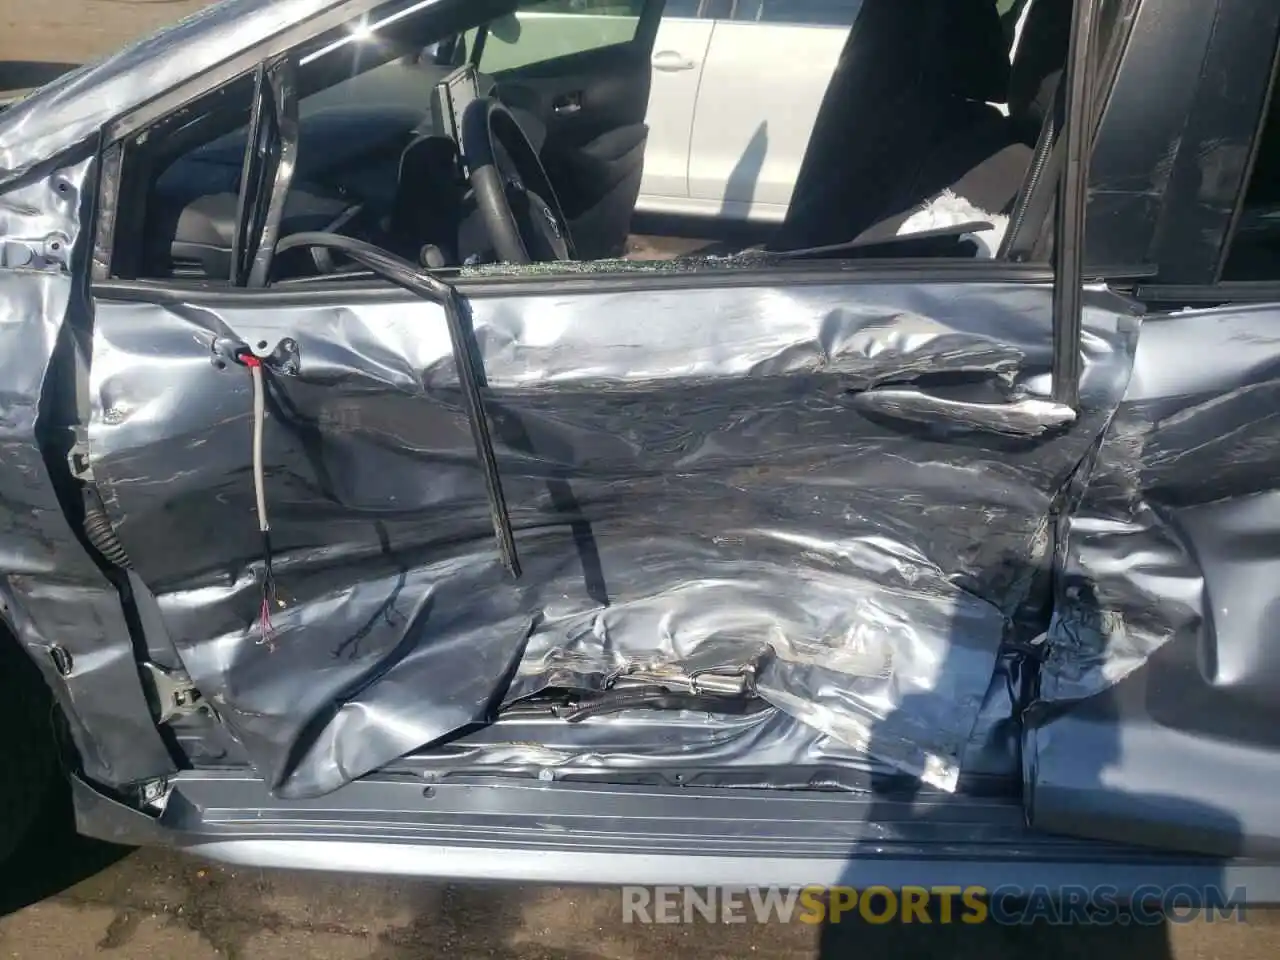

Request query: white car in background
[
  {"left": 639, "top": 0, "right": 859, "bottom": 221},
  {"left": 477, "top": 0, "right": 1026, "bottom": 223},
  {"left": 479, "top": 0, "right": 861, "bottom": 222}
]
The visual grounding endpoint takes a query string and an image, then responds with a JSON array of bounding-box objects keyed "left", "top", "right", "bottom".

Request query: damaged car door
[
  {"left": 86, "top": 270, "right": 1136, "bottom": 799},
  {"left": 77, "top": 0, "right": 1133, "bottom": 808}
]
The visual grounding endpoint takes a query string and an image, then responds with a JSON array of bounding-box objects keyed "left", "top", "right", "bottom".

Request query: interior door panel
[{"left": 493, "top": 43, "right": 654, "bottom": 258}]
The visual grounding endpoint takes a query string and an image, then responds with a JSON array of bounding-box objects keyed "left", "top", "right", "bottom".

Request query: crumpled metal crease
[
  {"left": 409, "top": 648, "right": 1025, "bottom": 783},
  {"left": 0, "top": 154, "right": 176, "bottom": 786},
  {"left": 1026, "top": 306, "right": 1280, "bottom": 856},
  {"left": 88, "top": 280, "right": 1137, "bottom": 799},
  {"left": 1039, "top": 304, "right": 1280, "bottom": 704}
]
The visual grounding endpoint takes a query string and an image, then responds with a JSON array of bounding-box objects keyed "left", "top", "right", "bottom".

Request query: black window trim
[
  {"left": 1124, "top": 0, "right": 1280, "bottom": 287},
  {"left": 92, "top": 261, "right": 1057, "bottom": 309},
  {"left": 1134, "top": 281, "right": 1280, "bottom": 307}
]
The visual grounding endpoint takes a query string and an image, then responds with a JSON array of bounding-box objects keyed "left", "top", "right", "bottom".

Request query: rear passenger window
[
  {"left": 476, "top": 0, "right": 647, "bottom": 73},
  {"left": 1222, "top": 72, "right": 1280, "bottom": 281}
]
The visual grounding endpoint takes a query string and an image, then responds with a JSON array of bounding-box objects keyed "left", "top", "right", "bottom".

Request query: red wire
[{"left": 259, "top": 595, "right": 275, "bottom": 647}]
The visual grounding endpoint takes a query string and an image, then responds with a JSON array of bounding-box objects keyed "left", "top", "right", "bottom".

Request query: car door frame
[
  {"left": 75, "top": 0, "right": 1111, "bottom": 794},
  {"left": 91, "top": 0, "right": 1106, "bottom": 363}
]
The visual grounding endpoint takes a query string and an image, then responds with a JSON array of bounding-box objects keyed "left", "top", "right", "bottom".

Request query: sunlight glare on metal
[{"left": 299, "top": 0, "right": 443, "bottom": 65}]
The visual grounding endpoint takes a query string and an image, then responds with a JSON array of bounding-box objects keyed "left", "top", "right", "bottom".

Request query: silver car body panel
[
  {"left": 3, "top": 0, "right": 1280, "bottom": 873},
  {"left": 72, "top": 771, "right": 1280, "bottom": 893},
  {"left": 0, "top": 153, "right": 176, "bottom": 785},
  {"left": 86, "top": 278, "right": 1136, "bottom": 797},
  {"left": 1028, "top": 303, "right": 1280, "bottom": 856}
]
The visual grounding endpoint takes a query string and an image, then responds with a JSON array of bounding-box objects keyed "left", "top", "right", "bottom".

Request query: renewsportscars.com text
[{"left": 621, "top": 885, "right": 1248, "bottom": 926}]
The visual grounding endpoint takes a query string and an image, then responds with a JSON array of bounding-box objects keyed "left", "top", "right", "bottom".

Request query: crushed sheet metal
[
  {"left": 1030, "top": 303, "right": 1280, "bottom": 855},
  {"left": 88, "top": 279, "right": 1137, "bottom": 798},
  {"left": 401, "top": 648, "right": 1028, "bottom": 784},
  {"left": 0, "top": 153, "right": 176, "bottom": 787}
]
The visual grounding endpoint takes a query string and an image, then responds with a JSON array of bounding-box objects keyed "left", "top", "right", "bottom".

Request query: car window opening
[
  {"left": 103, "top": 0, "right": 1082, "bottom": 286},
  {"left": 1222, "top": 42, "right": 1280, "bottom": 282}
]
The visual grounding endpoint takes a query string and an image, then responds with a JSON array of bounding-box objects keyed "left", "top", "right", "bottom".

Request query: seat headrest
[
  {"left": 936, "top": 0, "right": 1014, "bottom": 104},
  {"left": 833, "top": 0, "right": 1010, "bottom": 103},
  {"left": 1008, "top": 0, "right": 1074, "bottom": 138}
]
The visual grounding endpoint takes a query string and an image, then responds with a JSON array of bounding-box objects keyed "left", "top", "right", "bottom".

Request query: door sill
[{"left": 71, "top": 772, "right": 1269, "bottom": 890}]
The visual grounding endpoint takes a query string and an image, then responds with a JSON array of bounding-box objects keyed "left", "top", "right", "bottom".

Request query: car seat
[{"left": 773, "top": 0, "right": 1072, "bottom": 252}]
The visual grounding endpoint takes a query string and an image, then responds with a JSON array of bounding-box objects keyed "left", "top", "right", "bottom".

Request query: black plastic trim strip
[
  {"left": 1136, "top": 282, "right": 1280, "bottom": 305},
  {"left": 1050, "top": 0, "right": 1096, "bottom": 409},
  {"left": 246, "top": 57, "right": 299, "bottom": 289},
  {"left": 93, "top": 260, "right": 1057, "bottom": 306},
  {"left": 230, "top": 63, "right": 269, "bottom": 286}
]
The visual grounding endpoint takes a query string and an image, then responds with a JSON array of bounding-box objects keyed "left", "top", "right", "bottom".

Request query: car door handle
[
  {"left": 850, "top": 388, "right": 1077, "bottom": 437},
  {"left": 652, "top": 50, "right": 698, "bottom": 71},
  {"left": 552, "top": 91, "right": 583, "bottom": 116}
]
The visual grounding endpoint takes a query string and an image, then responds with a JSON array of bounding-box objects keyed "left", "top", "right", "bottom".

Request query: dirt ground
[
  {"left": 3, "top": 2, "right": 1280, "bottom": 958},
  {"left": 1, "top": 0, "right": 213, "bottom": 92},
  {"left": 0, "top": 791, "right": 1276, "bottom": 960}
]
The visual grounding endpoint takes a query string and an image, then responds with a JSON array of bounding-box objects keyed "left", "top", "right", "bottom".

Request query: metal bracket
[
  {"left": 211, "top": 335, "right": 300, "bottom": 374},
  {"left": 141, "top": 661, "right": 209, "bottom": 723},
  {"left": 139, "top": 778, "right": 170, "bottom": 808},
  {"left": 67, "top": 435, "right": 94, "bottom": 481}
]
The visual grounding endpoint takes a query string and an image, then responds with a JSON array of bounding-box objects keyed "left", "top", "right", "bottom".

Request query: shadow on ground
[
  {"left": 816, "top": 909, "right": 1176, "bottom": 959},
  {"left": 0, "top": 781, "right": 130, "bottom": 919}
]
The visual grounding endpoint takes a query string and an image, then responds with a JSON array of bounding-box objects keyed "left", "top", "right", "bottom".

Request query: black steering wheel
[{"left": 461, "top": 97, "right": 574, "bottom": 264}]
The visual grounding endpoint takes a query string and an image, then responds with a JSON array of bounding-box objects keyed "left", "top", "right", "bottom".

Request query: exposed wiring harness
[
  {"left": 229, "top": 234, "right": 520, "bottom": 646},
  {"left": 239, "top": 352, "right": 280, "bottom": 645}
]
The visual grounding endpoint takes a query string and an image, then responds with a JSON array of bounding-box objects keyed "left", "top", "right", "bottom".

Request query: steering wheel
[{"left": 461, "top": 97, "right": 574, "bottom": 264}]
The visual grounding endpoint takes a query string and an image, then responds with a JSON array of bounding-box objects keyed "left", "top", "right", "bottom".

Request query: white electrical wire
[{"left": 249, "top": 361, "right": 269, "bottom": 533}]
